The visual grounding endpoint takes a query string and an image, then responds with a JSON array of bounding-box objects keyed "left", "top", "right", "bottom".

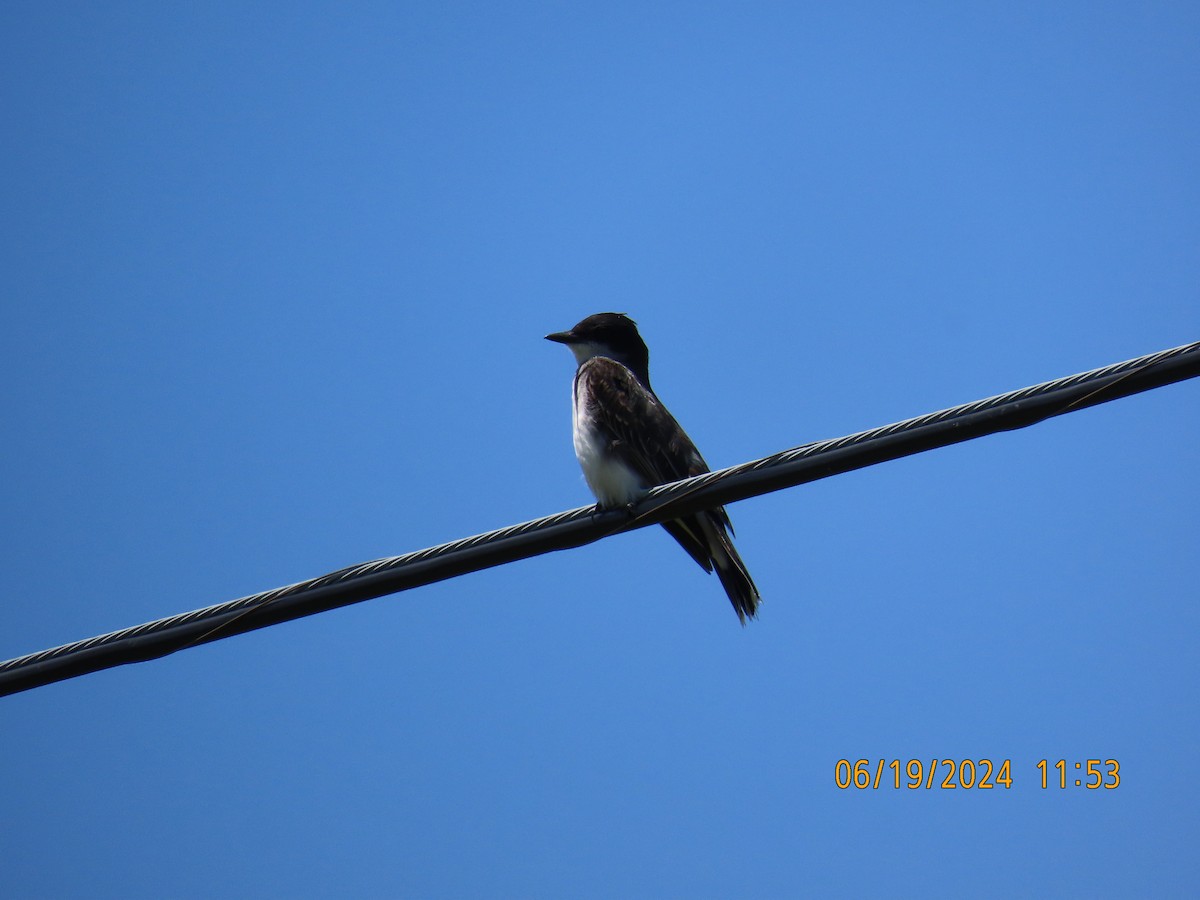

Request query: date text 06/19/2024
[{"left": 834, "top": 759, "right": 1121, "bottom": 790}]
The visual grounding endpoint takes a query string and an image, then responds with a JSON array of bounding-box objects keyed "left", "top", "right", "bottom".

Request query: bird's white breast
[{"left": 572, "top": 374, "right": 645, "bottom": 508}]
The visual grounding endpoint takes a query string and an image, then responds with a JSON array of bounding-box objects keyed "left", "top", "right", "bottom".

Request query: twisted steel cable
[{"left": 2, "top": 340, "right": 1197, "bottom": 697}]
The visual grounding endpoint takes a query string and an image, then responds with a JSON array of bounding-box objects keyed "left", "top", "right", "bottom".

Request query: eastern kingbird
[{"left": 546, "top": 313, "right": 761, "bottom": 623}]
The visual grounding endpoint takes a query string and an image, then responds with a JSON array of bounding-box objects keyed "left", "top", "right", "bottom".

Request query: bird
[{"left": 545, "top": 312, "right": 760, "bottom": 623}]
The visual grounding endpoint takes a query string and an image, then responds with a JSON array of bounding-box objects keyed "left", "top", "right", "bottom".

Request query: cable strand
[{"left": 1, "top": 339, "right": 1196, "bottom": 695}]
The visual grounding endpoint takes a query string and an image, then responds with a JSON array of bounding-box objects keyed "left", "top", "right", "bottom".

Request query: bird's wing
[
  {"left": 578, "top": 358, "right": 735, "bottom": 569},
  {"left": 577, "top": 357, "right": 706, "bottom": 486}
]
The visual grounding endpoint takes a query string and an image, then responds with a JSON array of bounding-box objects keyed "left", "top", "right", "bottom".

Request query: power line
[{"left": 2, "top": 340, "right": 1197, "bottom": 698}]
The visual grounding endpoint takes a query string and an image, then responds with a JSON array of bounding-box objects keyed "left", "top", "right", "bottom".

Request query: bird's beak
[{"left": 545, "top": 331, "right": 575, "bottom": 344}]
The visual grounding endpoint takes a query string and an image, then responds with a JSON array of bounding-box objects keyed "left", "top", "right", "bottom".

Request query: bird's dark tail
[
  {"left": 664, "top": 512, "right": 761, "bottom": 624},
  {"left": 709, "top": 524, "right": 761, "bottom": 625}
]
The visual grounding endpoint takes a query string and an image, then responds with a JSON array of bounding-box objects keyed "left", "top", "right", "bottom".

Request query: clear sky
[{"left": 2, "top": 2, "right": 1197, "bottom": 897}]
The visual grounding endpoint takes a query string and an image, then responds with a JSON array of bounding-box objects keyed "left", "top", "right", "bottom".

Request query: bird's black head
[{"left": 546, "top": 312, "right": 652, "bottom": 388}]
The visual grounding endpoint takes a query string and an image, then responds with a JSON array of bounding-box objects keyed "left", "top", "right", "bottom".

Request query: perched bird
[{"left": 546, "top": 313, "right": 760, "bottom": 622}]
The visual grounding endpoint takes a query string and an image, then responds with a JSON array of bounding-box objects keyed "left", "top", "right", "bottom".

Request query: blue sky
[{"left": 2, "top": 2, "right": 1197, "bottom": 897}]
